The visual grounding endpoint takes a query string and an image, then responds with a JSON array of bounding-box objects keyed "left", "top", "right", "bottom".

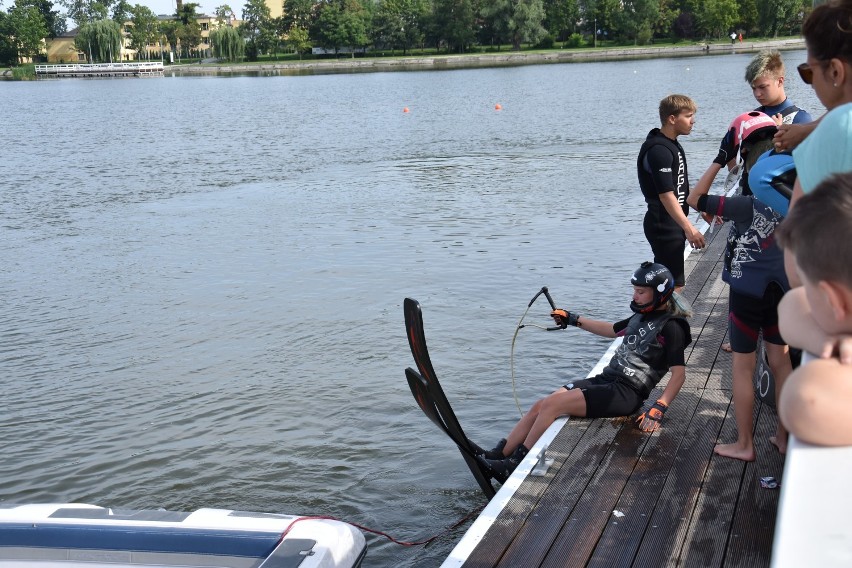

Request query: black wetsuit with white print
[{"left": 637, "top": 128, "right": 691, "bottom": 285}]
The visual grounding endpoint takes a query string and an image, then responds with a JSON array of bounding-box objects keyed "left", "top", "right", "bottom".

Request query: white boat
[{"left": 0, "top": 503, "right": 367, "bottom": 568}]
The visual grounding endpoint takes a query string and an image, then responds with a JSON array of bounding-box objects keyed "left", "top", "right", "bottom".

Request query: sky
[{"left": 145, "top": 0, "right": 220, "bottom": 17}]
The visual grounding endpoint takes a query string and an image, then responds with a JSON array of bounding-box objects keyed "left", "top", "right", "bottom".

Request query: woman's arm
[{"left": 773, "top": 118, "right": 819, "bottom": 152}]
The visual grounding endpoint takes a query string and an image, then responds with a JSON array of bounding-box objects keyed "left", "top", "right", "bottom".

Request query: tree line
[{"left": 0, "top": 0, "right": 812, "bottom": 66}]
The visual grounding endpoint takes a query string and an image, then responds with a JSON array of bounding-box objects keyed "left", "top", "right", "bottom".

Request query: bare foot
[
  {"left": 769, "top": 436, "right": 787, "bottom": 455},
  {"left": 721, "top": 342, "right": 733, "bottom": 353},
  {"left": 714, "top": 442, "right": 755, "bottom": 462}
]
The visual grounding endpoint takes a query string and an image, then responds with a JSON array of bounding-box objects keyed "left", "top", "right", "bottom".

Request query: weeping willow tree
[
  {"left": 75, "top": 19, "right": 122, "bottom": 63},
  {"left": 209, "top": 26, "right": 244, "bottom": 61}
]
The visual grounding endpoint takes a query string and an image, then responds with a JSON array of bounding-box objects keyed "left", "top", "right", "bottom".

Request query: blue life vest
[{"left": 749, "top": 150, "right": 795, "bottom": 217}]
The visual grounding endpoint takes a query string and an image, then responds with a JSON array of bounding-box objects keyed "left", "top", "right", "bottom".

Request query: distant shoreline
[
  {"left": 3, "top": 37, "right": 805, "bottom": 79},
  {"left": 165, "top": 38, "right": 805, "bottom": 77}
]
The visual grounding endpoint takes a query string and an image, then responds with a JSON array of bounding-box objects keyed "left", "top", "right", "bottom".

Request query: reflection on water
[{"left": 1, "top": 50, "right": 820, "bottom": 566}]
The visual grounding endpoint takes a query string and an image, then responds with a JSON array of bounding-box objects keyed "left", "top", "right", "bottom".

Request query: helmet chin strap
[{"left": 630, "top": 300, "right": 655, "bottom": 314}]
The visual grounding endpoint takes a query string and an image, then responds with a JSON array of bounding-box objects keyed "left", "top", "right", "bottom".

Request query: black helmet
[{"left": 630, "top": 262, "right": 675, "bottom": 314}]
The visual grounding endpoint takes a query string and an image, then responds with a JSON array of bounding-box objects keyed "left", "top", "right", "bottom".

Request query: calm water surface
[{"left": 1, "top": 50, "right": 820, "bottom": 566}]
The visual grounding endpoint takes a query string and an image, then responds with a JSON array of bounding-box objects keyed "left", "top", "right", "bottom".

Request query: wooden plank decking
[{"left": 457, "top": 223, "right": 786, "bottom": 567}]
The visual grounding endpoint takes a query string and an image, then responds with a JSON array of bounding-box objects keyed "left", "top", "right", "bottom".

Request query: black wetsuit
[{"left": 637, "top": 129, "right": 690, "bottom": 286}]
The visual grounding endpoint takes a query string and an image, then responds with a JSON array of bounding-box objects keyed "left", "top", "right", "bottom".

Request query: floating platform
[{"left": 35, "top": 62, "right": 164, "bottom": 78}]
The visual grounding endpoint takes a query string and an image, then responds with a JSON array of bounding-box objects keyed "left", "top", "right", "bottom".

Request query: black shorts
[
  {"left": 643, "top": 215, "right": 685, "bottom": 287},
  {"left": 563, "top": 374, "right": 645, "bottom": 418},
  {"left": 728, "top": 283, "right": 786, "bottom": 353}
]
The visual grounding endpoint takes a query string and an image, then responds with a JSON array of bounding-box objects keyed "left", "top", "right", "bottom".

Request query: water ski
[{"left": 403, "top": 298, "right": 497, "bottom": 499}]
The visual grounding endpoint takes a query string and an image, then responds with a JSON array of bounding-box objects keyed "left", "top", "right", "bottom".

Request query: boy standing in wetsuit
[
  {"left": 737, "top": 50, "right": 815, "bottom": 189},
  {"left": 637, "top": 94, "right": 706, "bottom": 289}
]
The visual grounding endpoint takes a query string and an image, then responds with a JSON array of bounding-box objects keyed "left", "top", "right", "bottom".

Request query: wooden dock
[
  {"left": 445, "top": 223, "right": 786, "bottom": 567},
  {"left": 35, "top": 62, "right": 164, "bottom": 78}
]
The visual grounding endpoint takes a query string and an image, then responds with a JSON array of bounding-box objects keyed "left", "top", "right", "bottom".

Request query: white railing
[{"left": 35, "top": 62, "right": 164, "bottom": 75}]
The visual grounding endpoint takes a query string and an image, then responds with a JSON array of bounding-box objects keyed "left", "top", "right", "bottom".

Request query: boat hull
[{"left": 0, "top": 504, "right": 366, "bottom": 568}]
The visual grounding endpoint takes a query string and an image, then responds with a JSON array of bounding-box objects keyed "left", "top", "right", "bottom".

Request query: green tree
[
  {"left": 159, "top": 17, "right": 182, "bottom": 61},
  {"left": 175, "top": 1, "right": 201, "bottom": 57},
  {"left": 214, "top": 3, "right": 235, "bottom": 25},
  {"left": 258, "top": 14, "right": 281, "bottom": 56},
  {"left": 542, "top": 0, "right": 580, "bottom": 42},
  {"left": 240, "top": 0, "right": 270, "bottom": 49},
  {"left": 7, "top": 0, "right": 49, "bottom": 62},
  {"left": 0, "top": 11, "right": 18, "bottom": 65},
  {"left": 373, "top": 0, "right": 428, "bottom": 55},
  {"left": 61, "top": 0, "right": 109, "bottom": 28},
  {"left": 431, "top": 0, "right": 476, "bottom": 52},
  {"left": 756, "top": 0, "right": 805, "bottom": 37},
  {"left": 692, "top": 0, "right": 738, "bottom": 37},
  {"left": 315, "top": 0, "right": 370, "bottom": 56},
  {"left": 737, "top": 0, "right": 758, "bottom": 34},
  {"left": 285, "top": 22, "right": 310, "bottom": 58},
  {"left": 509, "top": 0, "right": 546, "bottom": 50},
  {"left": 209, "top": 23, "right": 243, "bottom": 59},
  {"left": 617, "top": 0, "right": 659, "bottom": 43},
  {"left": 75, "top": 17, "right": 121, "bottom": 61},
  {"left": 282, "top": 0, "right": 315, "bottom": 30},
  {"left": 581, "top": 0, "right": 620, "bottom": 43},
  {"left": 111, "top": 0, "right": 130, "bottom": 22},
  {"left": 479, "top": 0, "right": 512, "bottom": 48},
  {"left": 19, "top": 0, "right": 64, "bottom": 37},
  {"left": 128, "top": 3, "right": 157, "bottom": 59}
]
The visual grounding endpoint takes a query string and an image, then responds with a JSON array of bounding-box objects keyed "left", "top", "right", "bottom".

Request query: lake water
[{"left": 1, "top": 49, "right": 820, "bottom": 566}]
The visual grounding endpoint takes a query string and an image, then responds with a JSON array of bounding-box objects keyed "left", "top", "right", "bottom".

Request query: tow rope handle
[{"left": 527, "top": 286, "right": 562, "bottom": 331}]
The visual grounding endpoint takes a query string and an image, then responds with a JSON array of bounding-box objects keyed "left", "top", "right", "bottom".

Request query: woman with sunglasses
[{"left": 784, "top": 0, "right": 852, "bottom": 286}]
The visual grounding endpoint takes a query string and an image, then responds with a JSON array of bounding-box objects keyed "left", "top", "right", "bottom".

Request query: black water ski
[{"left": 403, "top": 298, "right": 497, "bottom": 499}]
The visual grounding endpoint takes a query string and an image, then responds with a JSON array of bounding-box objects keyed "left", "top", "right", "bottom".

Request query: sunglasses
[{"left": 797, "top": 63, "right": 813, "bottom": 85}]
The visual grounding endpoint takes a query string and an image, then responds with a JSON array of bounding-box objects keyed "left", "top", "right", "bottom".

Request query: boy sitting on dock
[
  {"left": 776, "top": 172, "right": 852, "bottom": 446},
  {"left": 476, "top": 262, "right": 693, "bottom": 483}
]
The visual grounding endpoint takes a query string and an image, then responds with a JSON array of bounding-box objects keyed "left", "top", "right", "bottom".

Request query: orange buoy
[
  {"left": 403, "top": 107, "right": 410, "bottom": 113},
  {"left": 495, "top": 104, "right": 502, "bottom": 110}
]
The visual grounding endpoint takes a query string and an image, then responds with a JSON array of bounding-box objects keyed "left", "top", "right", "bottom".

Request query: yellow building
[
  {"left": 45, "top": 30, "right": 86, "bottom": 63},
  {"left": 44, "top": 14, "right": 243, "bottom": 63}
]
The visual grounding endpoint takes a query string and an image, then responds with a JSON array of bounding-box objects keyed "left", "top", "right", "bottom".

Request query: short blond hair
[
  {"left": 659, "top": 94, "right": 697, "bottom": 124},
  {"left": 745, "top": 49, "right": 785, "bottom": 84}
]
